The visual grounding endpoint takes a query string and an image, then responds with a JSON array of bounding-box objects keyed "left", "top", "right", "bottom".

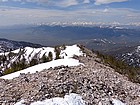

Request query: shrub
[{"left": 3, "top": 60, "right": 27, "bottom": 75}]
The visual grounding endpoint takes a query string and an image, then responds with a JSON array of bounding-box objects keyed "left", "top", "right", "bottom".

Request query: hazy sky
[{"left": 0, "top": 0, "right": 140, "bottom": 26}]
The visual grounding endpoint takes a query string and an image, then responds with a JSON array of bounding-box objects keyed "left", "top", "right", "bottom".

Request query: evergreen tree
[
  {"left": 54, "top": 46, "right": 61, "bottom": 60},
  {"left": 61, "top": 44, "right": 66, "bottom": 50},
  {"left": 48, "top": 52, "right": 53, "bottom": 61},
  {"left": 94, "top": 50, "right": 140, "bottom": 83},
  {"left": 30, "top": 58, "right": 38, "bottom": 66},
  {"left": 41, "top": 54, "right": 49, "bottom": 63}
]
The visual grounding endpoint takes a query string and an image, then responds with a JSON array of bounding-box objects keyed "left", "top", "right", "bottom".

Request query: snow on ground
[
  {"left": 1, "top": 58, "right": 83, "bottom": 79},
  {"left": 23, "top": 47, "right": 56, "bottom": 61},
  {"left": 0, "top": 44, "right": 83, "bottom": 68},
  {"left": 60, "top": 45, "right": 83, "bottom": 59},
  {"left": 23, "top": 44, "right": 84, "bottom": 60},
  {"left": 0, "top": 44, "right": 84, "bottom": 79},
  {"left": 15, "top": 94, "right": 125, "bottom": 105},
  {"left": 14, "top": 100, "right": 25, "bottom": 105},
  {"left": 0, "top": 44, "right": 83, "bottom": 61},
  {"left": 15, "top": 93, "right": 85, "bottom": 105},
  {"left": 112, "top": 99, "right": 125, "bottom": 105}
]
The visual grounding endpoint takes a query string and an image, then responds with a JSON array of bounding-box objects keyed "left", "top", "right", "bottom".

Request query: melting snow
[
  {"left": 112, "top": 99, "right": 125, "bottom": 105},
  {"left": 60, "top": 45, "right": 83, "bottom": 59},
  {"left": 15, "top": 93, "right": 85, "bottom": 105},
  {"left": 1, "top": 44, "right": 84, "bottom": 79},
  {"left": 15, "top": 95, "right": 125, "bottom": 105},
  {"left": 1, "top": 58, "right": 83, "bottom": 79}
]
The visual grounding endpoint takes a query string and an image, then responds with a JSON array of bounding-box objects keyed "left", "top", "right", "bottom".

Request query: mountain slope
[
  {"left": 0, "top": 38, "right": 42, "bottom": 53},
  {"left": 0, "top": 45, "right": 139, "bottom": 105},
  {"left": 120, "top": 46, "right": 140, "bottom": 67},
  {"left": 1, "top": 58, "right": 82, "bottom": 79},
  {"left": 0, "top": 44, "right": 83, "bottom": 75}
]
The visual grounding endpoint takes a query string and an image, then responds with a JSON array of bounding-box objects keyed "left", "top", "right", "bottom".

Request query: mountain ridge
[
  {"left": 0, "top": 44, "right": 140, "bottom": 105},
  {"left": 0, "top": 38, "right": 42, "bottom": 53},
  {"left": 0, "top": 44, "right": 83, "bottom": 76}
]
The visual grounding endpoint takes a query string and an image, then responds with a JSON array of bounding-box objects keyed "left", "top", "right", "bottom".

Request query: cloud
[
  {"left": 0, "top": 0, "right": 91, "bottom": 7},
  {"left": 54, "top": 0, "right": 78, "bottom": 7},
  {"left": 94, "top": 0, "right": 128, "bottom": 5},
  {"left": 0, "top": 7, "right": 139, "bottom": 26},
  {"left": 83, "top": 0, "right": 90, "bottom": 3},
  {"left": 0, "top": 0, "right": 80, "bottom": 7},
  {"left": 103, "top": 8, "right": 109, "bottom": 12}
]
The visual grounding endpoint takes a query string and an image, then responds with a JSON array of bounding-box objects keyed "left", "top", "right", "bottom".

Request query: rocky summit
[{"left": 0, "top": 46, "right": 140, "bottom": 105}]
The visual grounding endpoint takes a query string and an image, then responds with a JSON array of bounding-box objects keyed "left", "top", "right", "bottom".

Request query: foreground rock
[{"left": 0, "top": 53, "right": 140, "bottom": 105}]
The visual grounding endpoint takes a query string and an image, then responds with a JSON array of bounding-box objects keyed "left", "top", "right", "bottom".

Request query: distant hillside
[
  {"left": 118, "top": 46, "right": 140, "bottom": 67},
  {"left": 0, "top": 38, "right": 42, "bottom": 53},
  {"left": 1, "top": 25, "right": 140, "bottom": 46}
]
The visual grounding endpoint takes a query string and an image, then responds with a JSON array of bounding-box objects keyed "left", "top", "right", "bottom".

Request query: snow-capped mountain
[
  {"left": 120, "top": 46, "right": 140, "bottom": 67},
  {"left": 0, "top": 38, "right": 42, "bottom": 53}
]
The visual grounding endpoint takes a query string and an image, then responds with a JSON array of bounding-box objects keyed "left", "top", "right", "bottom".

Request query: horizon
[{"left": 0, "top": 0, "right": 140, "bottom": 26}]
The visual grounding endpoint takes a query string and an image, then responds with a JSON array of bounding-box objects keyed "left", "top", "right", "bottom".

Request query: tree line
[
  {"left": 0, "top": 45, "right": 64, "bottom": 76},
  {"left": 93, "top": 50, "right": 140, "bottom": 83}
]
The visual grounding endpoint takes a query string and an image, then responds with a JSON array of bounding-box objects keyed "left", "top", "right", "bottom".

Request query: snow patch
[
  {"left": 112, "top": 99, "right": 125, "bottom": 105},
  {"left": 136, "top": 46, "right": 140, "bottom": 52},
  {"left": 60, "top": 45, "right": 83, "bottom": 59},
  {"left": 15, "top": 100, "right": 25, "bottom": 105},
  {"left": 0, "top": 44, "right": 84, "bottom": 79},
  {"left": 15, "top": 93, "right": 85, "bottom": 105},
  {"left": 1, "top": 58, "right": 83, "bottom": 79}
]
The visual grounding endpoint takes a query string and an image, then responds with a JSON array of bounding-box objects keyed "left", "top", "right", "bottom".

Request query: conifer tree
[
  {"left": 54, "top": 46, "right": 61, "bottom": 60},
  {"left": 48, "top": 52, "right": 53, "bottom": 61}
]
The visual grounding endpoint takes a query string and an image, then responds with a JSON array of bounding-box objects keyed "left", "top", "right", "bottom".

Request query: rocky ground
[{"left": 0, "top": 49, "right": 140, "bottom": 105}]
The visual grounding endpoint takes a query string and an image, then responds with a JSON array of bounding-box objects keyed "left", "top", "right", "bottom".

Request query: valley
[{"left": 0, "top": 24, "right": 140, "bottom": 67}]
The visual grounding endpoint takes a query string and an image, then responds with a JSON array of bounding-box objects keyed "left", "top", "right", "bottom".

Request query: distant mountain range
[
  {"left": 0, "top": 24, "right": 140, "bottom": 67},
  {"left": 0, "top": 24, "right": 140, "bottom": 47}
]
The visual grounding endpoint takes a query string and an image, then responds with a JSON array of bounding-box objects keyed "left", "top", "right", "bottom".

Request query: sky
[{"left": 0, "top": 0, "right": 140, "bottom": 26}]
